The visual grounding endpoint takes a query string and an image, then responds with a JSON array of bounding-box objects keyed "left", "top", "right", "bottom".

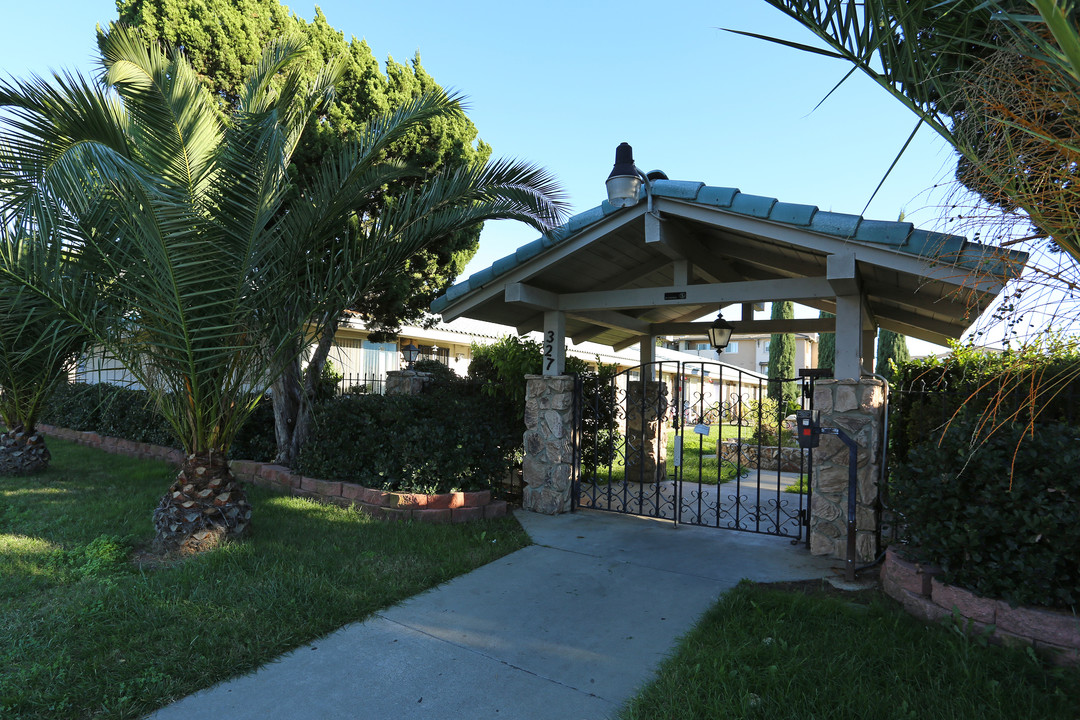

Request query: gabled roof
[{"left": 432, "top": 179, "right": 1027, "bottom": 349}]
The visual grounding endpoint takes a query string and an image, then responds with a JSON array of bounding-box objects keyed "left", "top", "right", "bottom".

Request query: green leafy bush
[
  {"left": 40, "top": 382, "right": 278, "bottom": 461},
  {"left": 893, "top": 420, "right": 1080, "bottom": 608},
  {"left": 891, "top": 339, "right": 1080, "bottom": 468},
  {"left": 295, "top": 391, "right": 518, "bottom": 494},
  {"left": 41, "top": 383, "right": 174, "bottom": 446}
]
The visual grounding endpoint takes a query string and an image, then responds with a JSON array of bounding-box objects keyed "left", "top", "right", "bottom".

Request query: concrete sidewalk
[{"left": 148, "top": 510, "right": 837, "bottom": 720}]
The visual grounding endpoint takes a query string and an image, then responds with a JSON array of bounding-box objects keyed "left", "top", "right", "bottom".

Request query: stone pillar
[
  {"left": 810, "top": 378, "right": 886, "bottom": 562},
  {"left": 522, "top": 374, "right": 575, "bottom": 514},
  {"left": 624, "top": 380, "right": 669, "bottom": 484},
  {"left": 385, "top": 370, "right": 432, "bottom": 395}
]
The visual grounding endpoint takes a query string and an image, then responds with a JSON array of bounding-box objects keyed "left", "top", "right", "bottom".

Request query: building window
[
  {"left": 726, "top": 341, "right": 739, "bottom": 354},
  {"left": 696, "top": 342, "right": 710, "bottom": 351},
  {"left": 418, "top": 344, "right": 450, "bottom": 366},
  {"left": 401, "top": 342, "right": 450, "bottom": 367}
]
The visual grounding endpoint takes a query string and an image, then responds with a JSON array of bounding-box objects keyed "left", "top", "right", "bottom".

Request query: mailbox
[{"left": 795, "top": 409, "right": 821, "bottom": 449}]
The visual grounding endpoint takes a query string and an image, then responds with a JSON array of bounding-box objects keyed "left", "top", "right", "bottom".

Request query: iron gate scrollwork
[{"left": 572, "top": 361, "right": 818, "bottom": 543}]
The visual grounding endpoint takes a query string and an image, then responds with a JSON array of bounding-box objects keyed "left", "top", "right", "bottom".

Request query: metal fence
[{"left": 333, "top": 373, "right": 386, "bottom": 395}]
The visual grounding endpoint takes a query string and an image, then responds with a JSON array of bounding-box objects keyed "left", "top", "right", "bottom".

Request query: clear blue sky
[{"left": 1, "top": 1, "right": 961, "bottom": 353}]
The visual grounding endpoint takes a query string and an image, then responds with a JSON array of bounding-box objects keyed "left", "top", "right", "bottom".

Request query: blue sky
[{"left": 1, "top": 1, "right": 963, "bottom": 352}]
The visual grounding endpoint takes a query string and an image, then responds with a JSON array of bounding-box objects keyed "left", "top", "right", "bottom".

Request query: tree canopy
[{"left": 117, "top": 0, "right": 492, "bottom": 336}]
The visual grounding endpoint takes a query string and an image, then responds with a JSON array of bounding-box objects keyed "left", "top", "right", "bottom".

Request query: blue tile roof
[{"left": 431, "top": 181, "right": 1026, "bottom": 314}]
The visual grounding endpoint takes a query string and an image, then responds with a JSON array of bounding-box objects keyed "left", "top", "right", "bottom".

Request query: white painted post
[
  {"left": 542, "top": 310, "right": 566, "bottom": 376},
  {"left": 639, "top": 335, "right": 656, "bottom": 379},
  {"left": 834, "top": 294, "right": 863, "bottom": 380}
]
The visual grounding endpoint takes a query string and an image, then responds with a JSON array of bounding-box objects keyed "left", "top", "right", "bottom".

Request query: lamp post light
[
  {"left": 605, "top": 142, "right": 664, "bottom": 214},
  {"left": 708, "top": 311, "right": 735, "bottom": 353},
  {"left": 402, "top": 343, "right": 420, "bottom": 370}
]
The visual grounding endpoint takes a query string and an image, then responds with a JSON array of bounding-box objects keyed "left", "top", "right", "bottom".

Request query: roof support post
[
  {"left": 639, "top": 335, "right": 656, "bottom": 379},
  {"left": 834, "top": 294, "right": 864, "bottom": 380},
  {"left": 542, "top": 311, "right": 566, "bottom": 376}
]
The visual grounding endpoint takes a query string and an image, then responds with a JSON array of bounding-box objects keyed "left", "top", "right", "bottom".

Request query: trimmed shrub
[
  {"left": 893, "top": 420, "right": 1080, "bottom": 608},
  {"left": 41, "top": 383, "right": 174, "bottom": 446},
  {"left": 40, "top": 382, "right": 278, "bottom": 461},
  {"left": 891, "top": 341, "right": 1080, "bottom": 468},
  {"left": 295, "top": 391, "right": 518, "bottom": 494}
]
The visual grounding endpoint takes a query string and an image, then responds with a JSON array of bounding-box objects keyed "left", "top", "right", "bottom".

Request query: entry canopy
[{"left": 432, "top": 179, "right": 1027, "bottom": 373}]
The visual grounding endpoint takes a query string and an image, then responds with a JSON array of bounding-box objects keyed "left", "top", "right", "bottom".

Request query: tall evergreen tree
[
  {"left": 818, "top": 310, "right": 835, "bottom": 374},
  {"left": 767, "top": 301, "right": 797, "bottom": 408},
  {"left": 876, "top": 329, "right": 910, "bottom": 381}
]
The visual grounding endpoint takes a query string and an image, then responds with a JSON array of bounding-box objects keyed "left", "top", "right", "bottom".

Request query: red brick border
[
  {"left": 882, "top": 546, "right": 1079, "bottom": 666},
  {"left": 38, "top": 423, "right": 506, "bottom": 525}
]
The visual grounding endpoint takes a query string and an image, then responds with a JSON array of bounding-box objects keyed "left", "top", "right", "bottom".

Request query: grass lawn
[
  {"left": 0, "top": 438, "right": 528, "bottom": 720},
  {"left": 588, "top": 424, "right": 799, "bottom": 486},
  {"left": 619, "top": 580, "right": 1080, "bottom": 720}
]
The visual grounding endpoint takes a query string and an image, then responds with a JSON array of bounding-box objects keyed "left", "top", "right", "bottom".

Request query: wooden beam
[
  {"left": 644, "top": 217, "right": 744, "bottom": 283},
  {"left": 566, "top": 309, "right": 651, "bottom": 335},
  {"left": 505, "top": 283, "right": 559, "bottom": 309},
  {"left": 875, "top": 314, "right": 966, "bottom": 346},
  {"left": 659, "top": 198, "right": 1002, "bottom": 288},
  {"left": 556, "top": 276, "right": 835, "bottom": 312},
  {"left": 827, "top": 252, "right": 860, "bottom": 296},
  {"left": 570, "top": 326, "right": 609, "bottom": 344},
  {"left": 652, "top": 317, "right": 836, "bottom": 336},
  {"left": 438, "top": 204, "right": 649, "bottom": 320},
  {"left": 515, "top": 312, "right": 543, "bottom": 336}
]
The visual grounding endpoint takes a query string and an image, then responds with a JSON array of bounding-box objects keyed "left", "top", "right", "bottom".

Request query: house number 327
[{"left": 544, "top": 331, "right": 556, "bottom": 371}]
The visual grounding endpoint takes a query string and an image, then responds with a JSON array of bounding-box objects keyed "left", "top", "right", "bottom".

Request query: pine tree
[
  {"left": 767, "top": 301, "right": 797, "bottom": 409},
  {"left": 818, "top": 310, "right": 835, "bottom": 374},
  {"left": 876, "top": 329, "right": 910, "bottom": 381}
]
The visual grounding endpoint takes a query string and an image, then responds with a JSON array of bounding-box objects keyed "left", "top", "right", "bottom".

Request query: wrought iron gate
[{"left": 572, "top": 361, "right": 819, "bottom": 542}]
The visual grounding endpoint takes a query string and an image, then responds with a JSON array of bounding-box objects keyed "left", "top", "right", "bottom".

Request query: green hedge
[
  {"left": 39, "top": 382, "right": 278, "bottom": 462},
  {"left": 893, "top": 420, "right": 1080, "bottom": 608},
  {"left": 41, "top": 383, "right": 176, "bottom": 447},
  {"left": 890, "top": 343, "right": 1080, "bottom": 468},
  {"left": 295, "top": 390, "right": 518, "bottom": 494},
  {"left": 40, "top": 376, "right": 522, "bottom": 495}
]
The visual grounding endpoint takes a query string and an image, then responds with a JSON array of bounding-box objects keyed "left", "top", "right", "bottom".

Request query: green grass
[
  {"left": 666, "top": 425, "right": 743, "bottom": 483},
  {"left": 0, "top": 438, "right": 528, "bottom": 720},
  {"left": 783, "top": 475, "right": 808, "bottom": 494},
  {"left": 619, "top": 581, "right": 1080, "bottom": 720},
  {"left": 588, "top": 424, "right": 775, "bottom": 486}
]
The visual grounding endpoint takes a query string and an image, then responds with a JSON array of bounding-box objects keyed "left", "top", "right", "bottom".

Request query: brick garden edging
[
  {"left": 882, "top": 546, "right": 1079, "bottom": 666},
  {"left": 37, "top": 424, "right": 507, "bottom": 524}
]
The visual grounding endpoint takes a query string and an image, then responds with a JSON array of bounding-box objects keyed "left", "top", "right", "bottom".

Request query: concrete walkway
[{"left": 148, "top": 510, "right": 837, "bottom": 720}]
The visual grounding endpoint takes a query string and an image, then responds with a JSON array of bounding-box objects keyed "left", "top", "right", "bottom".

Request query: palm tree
[
  {"left": 0, "top": 227, "right": 91, "bottom": 474},
  {"left": 742, "top": 2, "right": 1080, "bottom": 262},
  {"left": 0, "top": 26, "right": 565, "bottom": 553}
]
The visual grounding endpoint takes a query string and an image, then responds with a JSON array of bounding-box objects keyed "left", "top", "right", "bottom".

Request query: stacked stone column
[
  {"left": 810, "top": 378, "right": 886, "bottom": 562},
  {"left": 522, "top": 375, "right": 575, "bottom": 514},
  {"left": 385, "top": 370, "right": 432, "bottom": 395},
  {"left": 624, "top": 380, "right": 668, "bottom": 483}
]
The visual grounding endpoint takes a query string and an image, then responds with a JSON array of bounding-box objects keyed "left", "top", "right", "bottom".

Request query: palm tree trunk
[
  {"left": 152, "top": 451, "right": 251, "bottom": 553},
  {"left": 271, "top": 319, "right": 338, "bottom": 467},
  {"left": 0, "top": 425, "right": 51, "bottom": 475}
]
